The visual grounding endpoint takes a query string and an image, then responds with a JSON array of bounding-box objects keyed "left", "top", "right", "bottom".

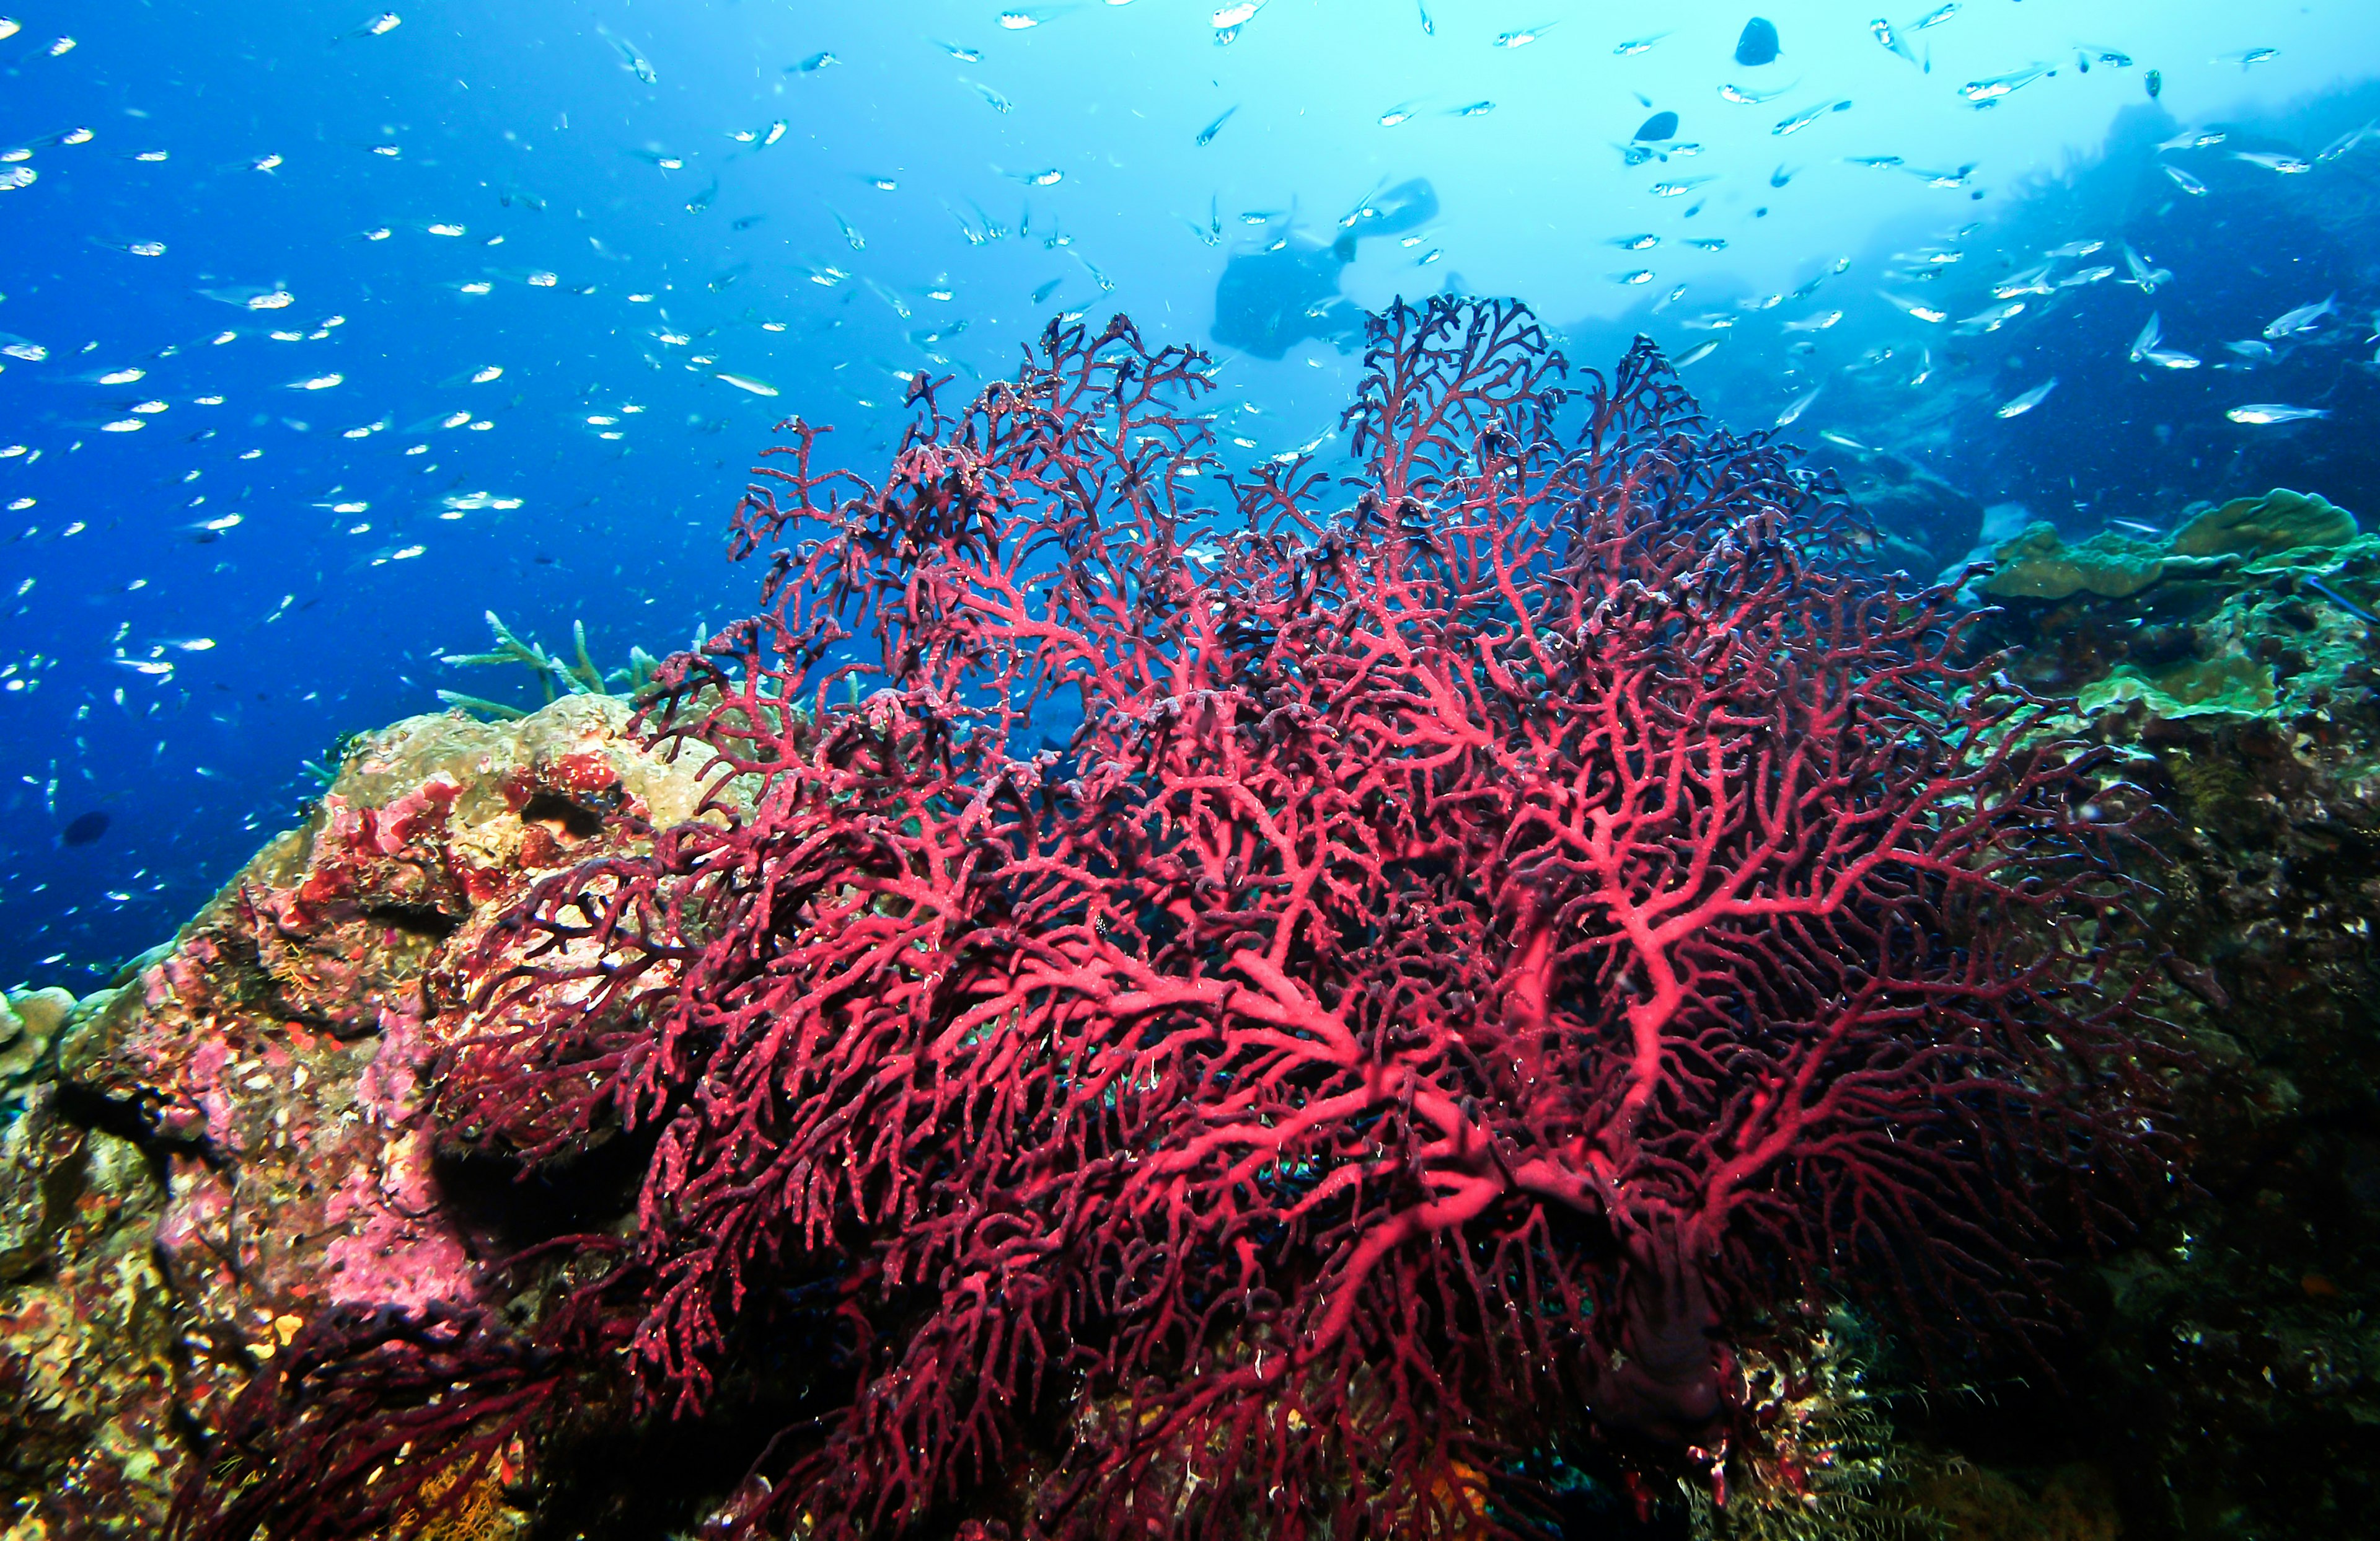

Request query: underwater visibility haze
[{"left": 8, "top": 2, "right": 2380, "bottom": 1537}]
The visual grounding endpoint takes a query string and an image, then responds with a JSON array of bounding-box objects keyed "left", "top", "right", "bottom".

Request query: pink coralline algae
[{"left": 190, "top": 300, "right": 2173, "bottom": 1538}]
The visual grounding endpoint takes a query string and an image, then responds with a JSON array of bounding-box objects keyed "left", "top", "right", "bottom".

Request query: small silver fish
[
  {"left": 1673, "top": 337, "right": 1722, "bottom": 366},
  {"left": 967, "top": 80, "right": 1015, "bottom": 114},
  {"left": 1378, "top": 102, "right": 1421, "bottom": 128},
  {"left": 2226, "top": 403, "right": 2327, "bottom": 425},
  {"left": 2264, "top": 294, "right": 2335, "bottom": 339},
  {"left": 1911, "top": 2, "right": 1960, "bottom": 27},
  {"left": 2141, "top": 348, "right": 2202, "bottom": 369},
  {"left": 1773, "top": 100, "right": 1851, "bottom": 137},
  {"left": 1649, "top": 177, "right": 1715, "bottom": 197},
  {"left": 1196, "top": 106, "right": 1237, "bottom": 146},
  {"left": 2317, "top": 122, "right": 2375, "bottom": 163},
  {"left": 1493, "top": 23, "right": 1554, "bottom": 48},
  {"left": 2129, "top": 313, "right": 2164, "bottom": 362},
  {"left": 597, "top": 25, "right": 658, "bottom": 84},
  {"left": 1996, "top": 378, "right": 2058, "bottom": 418},
  {"left": 1613, "top": 33, "right": 1669, "bottom": 56},
  {"left": 2223, "top": 338, "right": 2275, "bottom": 361},
  {"left": 1960, "top": 63, "right": 2048, "bottom": 104},
  {"left": 1879, "top": 291, "right": 1949, "bottom": 323},
  {"left": 2218, "top": 47, "right": 2280, "bottom": 69},
  {"left": 1869, "top": 19, "right": 1915, "bottom": 66},
  {"left": 333, "top": 12, "right": 401, "bottom": 42},
  {"left": 2231, "top": 151, "right": 2311, "bottom": 174},
  {"left": 1955, "top": 299, "right": 2027, "bottom": 333},
  {"left": 1719, "top": 82, "right": 1797, "bottom": 105},
  {"left": 1610, "top": 232, "right": 1661, "bottom": 250},
  {"left": 2162, "top": 164, "right": 2208, "bottom": 196},
  {"left": 1775, "top": 386, "right": 1821, "bottom": 426},
  {"left": 2120, "top": 242, "right": 2171, "bottom": 293}
]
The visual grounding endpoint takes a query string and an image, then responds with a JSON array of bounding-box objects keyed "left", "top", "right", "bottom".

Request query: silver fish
[
  {"left": 2317, "top": 121, "right": 2375, "bottom": 163},
  {"left": 2162, "top": 164, "right": 2208, "bottom": 196},
  {"left": 1773, "top": 100, "right": 1851, "bottom": 137},
  {"left": 2226, "top": 403, "right": 2328, "bottom": 424},
  {"left": 1775, "top": 386, "right": 1821, "bottom": 426},
  {"left": 2264, "top": 294, "right": 2335, "bottom": 339},
  {"left": 2129, "top": 313, "right": 2163, "bottom": 362},
  {"left": 1674, "top": 337, "right": 1722, "bottom": 366},
  {"left": 1911, "top": 2, "right": 1960, "bottom": 27},
  {"left": 1960, "top": 63, "right": 2048, "bottom": 104},
  {"left": 1996, "top": 378, "right": 2058, "bottom": 418},
  {"left": 1719, "top": 81, "right": 1797, "bottom": 105},
  {"left": 1869, "top": 18, "right": 1915, "bottom": 65},
  {"left": 2232, "top": 151, "right": 2311, "bottom": 174},
  {"left": 1879, "top": 291, "right": 1949, "bottom": 323},
  {"left": 596, "top": 25, "right": 658, "bottom": 84},
  {"left": 2120, "top": 242, "right": 2171, "bottom": 293}
]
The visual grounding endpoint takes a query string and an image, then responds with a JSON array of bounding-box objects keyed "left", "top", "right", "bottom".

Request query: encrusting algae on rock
[{"left": 0, "top": 695, "right": 719, "bottom": 1539}]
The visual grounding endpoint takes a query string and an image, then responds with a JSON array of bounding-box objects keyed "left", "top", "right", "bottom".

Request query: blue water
[{"left": 5, "top": 0, "right": 2377, "bottom": 991}]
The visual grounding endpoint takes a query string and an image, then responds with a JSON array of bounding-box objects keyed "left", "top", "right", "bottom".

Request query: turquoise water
[{"left": 2, "top": 0, "right": 2375, "bottom": 992}]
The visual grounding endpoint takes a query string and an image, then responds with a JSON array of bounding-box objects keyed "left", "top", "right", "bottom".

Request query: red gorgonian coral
[{"left": 188, "top": 298, "right": 2168, "bottom": 1539}]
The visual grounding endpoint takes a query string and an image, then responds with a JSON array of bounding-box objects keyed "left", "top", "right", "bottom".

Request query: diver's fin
[{"left": 1331, "top": 232, "right": 1357, "bottom": 263}]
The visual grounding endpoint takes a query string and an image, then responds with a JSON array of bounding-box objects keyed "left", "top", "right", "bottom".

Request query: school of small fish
[{"left": 0, "top": 5, "right": 2368, "bottom": 977}]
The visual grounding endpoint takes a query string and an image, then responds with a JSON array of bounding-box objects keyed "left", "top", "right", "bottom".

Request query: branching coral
[{"left": 180, "top": 299, "right": 2172, "bottom": 1540}]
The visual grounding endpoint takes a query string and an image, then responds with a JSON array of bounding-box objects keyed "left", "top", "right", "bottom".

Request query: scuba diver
[{"left": 1210, "top": 177, "right": 1438, "bottom": 360}]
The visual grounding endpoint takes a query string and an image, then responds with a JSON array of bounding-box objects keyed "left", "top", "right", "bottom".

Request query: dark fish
[
  {"left": 1032, "top": 276, "right": 1065, "bottom": 303},
  {"left": 1735, "top": 17, "right": 1781, "bottom": 67},
  {"left": 1634, "top": 110, "right": 1680, "bottom": 141},
  {"left": 2146, "top": 68, "right": 2162, "bottom": 99},
  {"left": 1770, "top": 163, "right": 1796, "bottom": 187},
  {"left": 61, "top": 811, "right": 110, "bottom": 847}
]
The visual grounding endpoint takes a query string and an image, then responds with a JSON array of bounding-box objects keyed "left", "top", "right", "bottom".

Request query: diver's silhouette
[{"left": 1211, "top": 179, "right": 1439, "bottom": 360}]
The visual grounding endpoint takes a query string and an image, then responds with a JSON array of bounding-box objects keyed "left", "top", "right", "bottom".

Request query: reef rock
[{"left": 0, "top": 695, "right": 714, "bottom": 1538}]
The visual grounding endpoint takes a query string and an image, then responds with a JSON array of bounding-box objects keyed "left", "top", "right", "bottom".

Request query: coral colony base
[{"left": 9, "top": 301, "right": 2188, "bottom": 1539}]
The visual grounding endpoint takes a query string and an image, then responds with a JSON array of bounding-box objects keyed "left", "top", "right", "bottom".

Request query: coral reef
[
  {"left": 0, "top": 695, "right": 715, "bottom": 1539},
  {"left": 38, "top": 306, "right": 2380, "bottom": 1541},
  {"left": 1965, "top": 484, "right": 2380, "bottom": 1538},
  {"left": 146, "top": 301, "right": 2167, "bottom": 1540}
]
